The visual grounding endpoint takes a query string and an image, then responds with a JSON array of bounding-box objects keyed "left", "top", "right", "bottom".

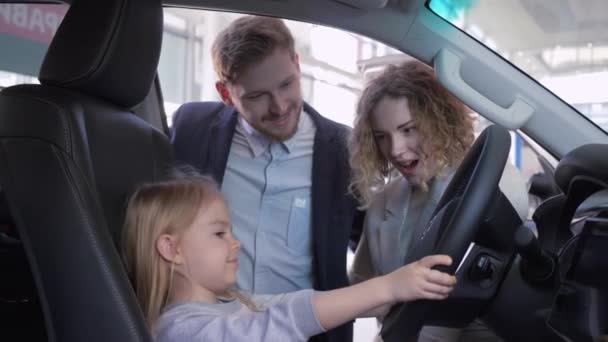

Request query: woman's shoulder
[
  {"left": 370, "top": 176, "right": 409, "bottom": 208},
  {"left": 363, "top": 176, "right": 410, "bottom": 227}
]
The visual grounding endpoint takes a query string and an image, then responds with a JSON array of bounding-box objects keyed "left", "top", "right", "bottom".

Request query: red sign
[{"left": 0, "top": 4, "right": 68, "bottom": 44}]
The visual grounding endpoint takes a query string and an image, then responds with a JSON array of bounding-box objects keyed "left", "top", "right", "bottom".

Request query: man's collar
[
  {"left": 283, "top": 107, "right": 312, "bottom": 152},
  {"left": 237, "top": 116, "right": 270, "bottom": 157},
  {"left": 236, "top": 107, "right": 309, "bottom": 157}
]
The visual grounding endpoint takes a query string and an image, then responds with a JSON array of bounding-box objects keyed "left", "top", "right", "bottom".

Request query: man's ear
[
  {"left": 215, "top": 82, "right": 234, "bottom": 106},
  {"left": 156, "top": 234, "right": 183, "bottom": 264}
]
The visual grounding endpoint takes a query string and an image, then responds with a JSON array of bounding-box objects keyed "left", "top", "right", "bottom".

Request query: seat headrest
[
  {"left": 555, "top": 144, "right": 608, "bottom": 194},
  {"left": 39, "top": 0, "right": 163, "bottom": 108}
]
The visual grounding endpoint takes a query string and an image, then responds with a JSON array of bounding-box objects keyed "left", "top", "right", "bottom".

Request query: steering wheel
[{"left": 380, "top": 124, "right": 511, "bottom": 341}]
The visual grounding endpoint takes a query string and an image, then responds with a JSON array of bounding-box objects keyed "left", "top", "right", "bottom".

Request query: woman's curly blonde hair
[{"left": 349, "top": 60, "right": 475, "bottom": 208}]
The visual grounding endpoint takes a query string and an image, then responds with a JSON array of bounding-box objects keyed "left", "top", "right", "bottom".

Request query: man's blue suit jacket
[{"left": 170, "top": 101, "right": 361, "bottom": 342}]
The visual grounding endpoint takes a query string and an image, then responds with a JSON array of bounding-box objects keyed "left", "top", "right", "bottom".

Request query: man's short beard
[
  {"left": 268, "top": 115, "right": 299, "bottom": 142},
  {"left": 268, "top": 102, "right": 302, "bottom": 142}
]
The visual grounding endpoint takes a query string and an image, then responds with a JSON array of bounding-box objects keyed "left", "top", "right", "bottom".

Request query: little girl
[{"left": 122, "top": 174, "right": 456, "bottom": 341}]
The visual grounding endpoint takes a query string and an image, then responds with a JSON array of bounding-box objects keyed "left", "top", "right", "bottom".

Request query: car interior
[{"left": 0, "top": 0, "right": 606, "bottom": 341}]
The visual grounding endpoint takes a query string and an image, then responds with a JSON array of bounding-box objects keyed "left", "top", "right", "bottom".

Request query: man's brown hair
[{"left": 212, "top": 15, "right": 296, "bottom": 84}]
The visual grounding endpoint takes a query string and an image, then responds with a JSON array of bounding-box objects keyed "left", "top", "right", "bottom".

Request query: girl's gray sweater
[{"left": 154, "top": 289, "right": 325, "bottom": 341}]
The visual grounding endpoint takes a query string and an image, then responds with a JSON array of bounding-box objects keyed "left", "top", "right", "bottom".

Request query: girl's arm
[{"left": 313, "top": 254, "right": 456, "bottom": 331}]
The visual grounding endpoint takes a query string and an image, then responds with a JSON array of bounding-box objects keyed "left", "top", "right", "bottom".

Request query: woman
[{"left": 348, "top": 60, "right": 527, "bottom": 341}]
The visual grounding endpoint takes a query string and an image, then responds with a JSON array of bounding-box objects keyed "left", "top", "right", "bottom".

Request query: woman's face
[{"left": 370, "top": 96, "right": 436, "bottom": 186}]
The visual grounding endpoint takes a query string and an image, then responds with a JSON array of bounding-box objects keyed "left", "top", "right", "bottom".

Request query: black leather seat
[{"left": 0, "top": 0, "right": 170, "bottom": 341}]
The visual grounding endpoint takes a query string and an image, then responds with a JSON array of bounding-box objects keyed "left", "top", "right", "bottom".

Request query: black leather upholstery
[
  {"left": 555, "top": 144, "right": 608, "bottom": 195},
  {"left": 0, "top": 0, "right": 169, "bottom": 341},
  {"left": 39, "top": 0, "right": 163, "bottom": 108}
]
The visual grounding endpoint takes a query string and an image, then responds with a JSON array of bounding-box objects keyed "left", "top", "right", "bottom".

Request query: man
[{"left": 171, "top": 16, "right": 361, "bottom": 342}]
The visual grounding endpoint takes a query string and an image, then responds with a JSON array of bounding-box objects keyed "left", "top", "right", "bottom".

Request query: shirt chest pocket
[{"left": 286, "top": 196, "right": 312, "bottom": 255}]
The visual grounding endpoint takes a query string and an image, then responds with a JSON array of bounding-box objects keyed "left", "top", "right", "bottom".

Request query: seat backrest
[{"left": 0, "top": 0, "right": 169, "bottom": 340}]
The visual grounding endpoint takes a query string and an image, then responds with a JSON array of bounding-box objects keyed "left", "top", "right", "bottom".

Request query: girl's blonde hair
[
  {"left": 349, "top": 60, "right": 475, "bottom": 208},
  {"left": 122, "top": 174, "right": 221, "bottom": 326}
]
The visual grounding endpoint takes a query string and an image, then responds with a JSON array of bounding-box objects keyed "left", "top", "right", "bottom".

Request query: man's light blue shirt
[{"left": 221, "top": 109, "right": 316, "bottom": 294}]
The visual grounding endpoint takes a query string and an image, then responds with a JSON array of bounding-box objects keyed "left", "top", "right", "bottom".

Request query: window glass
[
  {"left": 0, "top": 4, "right": 68, "bottom": 88},
  {"left": 428, "top": 0, "right": 608, "bottom": 133},
  {"left": 158, "top": 31, "right": 187, "bottom": 104},
  {"left": 158, "top": 9, "right": 394, "bottom": 127},
  {"left": 312, "top": 80, "right": 358, "bottom": 126},
  {"left": 310, "top": 26, "right": 359, "bottom": 73},
  {"left": 157, "top": 7, "right": 547, "bottom": 198}
]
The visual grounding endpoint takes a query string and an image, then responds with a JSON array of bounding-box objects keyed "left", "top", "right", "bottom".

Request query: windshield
[{"left": 428, "top": 0, "right": 608, "bottom": 133}]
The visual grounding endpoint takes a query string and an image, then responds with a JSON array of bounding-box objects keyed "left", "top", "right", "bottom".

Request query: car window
[
  {"left": 0, "top": 3, "right": 68, "bottom": 89},
  {"left": 158, "top": 7, "right": 548, "bottom": 219},
  {"left": 477, "top": 116, "right": 555, "bottom": 219},
  {"left": 428, "top": 0, "right": 608, "bottom": 134},
  {"left": 158, "top": 8, "right": 399, "bottom": 129}
]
